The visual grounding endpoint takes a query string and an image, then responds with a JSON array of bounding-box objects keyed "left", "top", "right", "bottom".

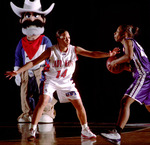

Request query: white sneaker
[
  {"left": 38, "top": 114, "right": 53, "bottom": 123},
  {"left": 81, "top": 127, "right": 96, "bottom": 139},
  {"left": 38, "top": 124, "right": 53, "bottom": 133},
  {"left": 27, "top": 128, "right": 36, "bottom": 141},
  {"left": 18, "top": 114, "right": 32, "bottom": 123},
  {"left": 101, "top": 129, "right": 121, "bottom": 145}
]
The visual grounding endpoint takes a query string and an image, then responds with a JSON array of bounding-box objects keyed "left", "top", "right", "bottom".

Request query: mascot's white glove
[{"left": 14, "top": 66, "right": 21, "bottom": 86}]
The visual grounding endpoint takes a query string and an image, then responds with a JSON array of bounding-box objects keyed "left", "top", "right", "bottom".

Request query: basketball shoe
[
  {"left": 27, "top": 128, "right": 36, "bottom": 141},
  {"left": 101, "top": 129, "right": 121, "bottom": 145},
  {"left": 81, "top": 127, "right": 96, "bottom": 139}
]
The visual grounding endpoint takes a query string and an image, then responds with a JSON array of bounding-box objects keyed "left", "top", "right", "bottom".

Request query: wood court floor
[{"left": 0, "top": 122, "right": 150, "bottom": 145}]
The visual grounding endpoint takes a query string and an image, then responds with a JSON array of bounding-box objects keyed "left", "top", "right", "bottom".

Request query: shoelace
[
  {"left": 107, "top": 129, "right": 118, "bottom": 134},
  {"left": 84, "top": 127, "right": 93, "bottom": 134}
]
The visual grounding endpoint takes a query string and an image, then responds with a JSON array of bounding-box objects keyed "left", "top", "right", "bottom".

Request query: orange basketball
[{"left": 106, "top": 56, "right": 125, "bottom": 74}]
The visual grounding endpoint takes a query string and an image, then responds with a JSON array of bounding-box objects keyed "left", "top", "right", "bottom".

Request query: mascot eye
[
  {"left": 25, "top": 13, "right": 31, "bottom": 18},
  {"left": 34, "top": 14, "right": 40, "bottom": 18}
]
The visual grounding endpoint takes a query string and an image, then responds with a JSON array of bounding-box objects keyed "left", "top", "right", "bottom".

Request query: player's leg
[
  {"left": 69, "top": 99, "right": 96, "bottom": 139},
  {"left": 116, "top": 95, "right": 135, "bottom": 130},
  {"left": 32, "top": 94, "right": 50, "bottom": 125},
  {"left": 101, "top": 95, "right": 135, "bottom": 144},
  {"left": 28, "top": 94, "right": 50, "bottom": 141},
  {"left": 69, "top": 99, "right": 87, "bottom": 125}
]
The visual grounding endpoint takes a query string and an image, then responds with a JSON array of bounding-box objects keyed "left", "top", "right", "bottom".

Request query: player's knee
[
  {"left": 39, "top": 95, "right": 49, "bottom": 107},
  {"left": 120, "top": 98, "right": 129, "bottom": 109},
  {"left": 78, "top": 105, "right": 85, "bottom": 112},
  {"left": 76, "top": 103, "right": 85, "bottom": 112},
  {"left": 120, "top": 95, "right": 133, "bottom": 109},
  {"left": 41, "top": 100, "right": 48, "bottom": 107}
]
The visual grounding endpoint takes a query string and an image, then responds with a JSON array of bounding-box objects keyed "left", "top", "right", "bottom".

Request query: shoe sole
[
  {"left": 81, "top": 134, "right": 97, "bottom": 139},
  {"left": 100, "top": 134, "right": 121, "bottom": 145},
  {"left": 107, "top": 138, "right": 121, "bottom": 145}
]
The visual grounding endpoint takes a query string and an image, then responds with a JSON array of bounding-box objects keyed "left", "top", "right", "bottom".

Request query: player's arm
[
  {"left": 110, "top": 40, "right": 133, "bottom": 70},
  {"left": 5, "top": 48, "right": 51, "bottom": 79},
  {"left": 75, "top": 46, "right": 119, "bottom": 58}
]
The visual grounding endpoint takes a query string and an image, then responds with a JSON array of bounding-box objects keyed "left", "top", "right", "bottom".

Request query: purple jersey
[
  {"left": 125, "top": 39, "right": 150, "bottom": 105},
  {"left": 130, "top": 39, "right": 150, "bottom": 77}
]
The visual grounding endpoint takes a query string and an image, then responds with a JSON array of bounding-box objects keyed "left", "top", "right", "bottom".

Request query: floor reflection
[
  {"left": 18, "top": 123, "right": 56, "bottom": 145},
  {"left": 0, "top": 123, "right": 149, "bottom": 144},
  {"left": 81, "top": 138, "right": 97, "bottom": 145},
  {"left": 17, "top": 123, "right": 97, "bottom": 145}
]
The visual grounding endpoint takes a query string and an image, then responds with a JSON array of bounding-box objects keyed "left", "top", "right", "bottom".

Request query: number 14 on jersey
[{"left": 56, "top": 69, "right": 68, "bottom": 78}]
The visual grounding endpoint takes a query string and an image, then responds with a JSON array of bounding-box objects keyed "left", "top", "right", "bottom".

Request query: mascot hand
[
  {"left": 14, "top": 66, "right": 21, "bottom": 86},
  {"left": 15, "top": 74, "right": 21, "bottom": 86}
]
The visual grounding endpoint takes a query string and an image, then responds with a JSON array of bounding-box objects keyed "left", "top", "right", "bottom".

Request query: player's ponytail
[
  {"left": 119, "top": 24, "right": 139, "bottom": 39},
  {"left": 131, "top": 26, "right": 139, "bottom": 38}
]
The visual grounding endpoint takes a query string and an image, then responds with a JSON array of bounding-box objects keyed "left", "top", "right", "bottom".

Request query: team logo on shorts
[{"left": 66, "top": 91, "right": 76, "bottom": 97}]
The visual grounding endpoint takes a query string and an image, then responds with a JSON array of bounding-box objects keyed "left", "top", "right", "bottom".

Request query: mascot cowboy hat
[{"left": 10, "top": 0, "right": 55, "bottom": 17}]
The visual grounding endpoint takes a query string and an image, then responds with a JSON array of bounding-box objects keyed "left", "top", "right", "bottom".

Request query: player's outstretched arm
[
  {"left": 75, "top": 46, "right": 119, "bottom": 58},
  {"left": 5, "top": 48, "right": 51, "bottom": 79}
]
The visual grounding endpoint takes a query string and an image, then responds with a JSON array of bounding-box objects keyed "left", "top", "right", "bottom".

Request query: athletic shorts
[
  {"left": 40, "top": 80, "right": 80, "bottom": 103},
  {"left": 125, "top": 74, "right": 150, "bottom": 105}
]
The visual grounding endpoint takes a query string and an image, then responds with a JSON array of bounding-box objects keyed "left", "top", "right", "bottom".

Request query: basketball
[{"left": 106, "top": 56, "right": 125, "bottom": 74}]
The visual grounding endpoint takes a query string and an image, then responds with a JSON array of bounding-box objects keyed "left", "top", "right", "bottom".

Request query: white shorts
[{"left": 42, "top": 81, "right": 80, "bottom": 103}]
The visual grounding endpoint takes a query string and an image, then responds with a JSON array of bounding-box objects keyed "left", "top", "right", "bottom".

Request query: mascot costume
[{"left": 10, "top": 0, "right": 57, "bottom": 123}]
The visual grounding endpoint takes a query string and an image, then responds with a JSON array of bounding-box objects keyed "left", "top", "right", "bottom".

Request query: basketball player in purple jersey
[
  {"left": 101, "top": 25, "right": 150, "bottom": 144},
  {"left": 6, "top": 29, "right": 119, "bottom": 141}
]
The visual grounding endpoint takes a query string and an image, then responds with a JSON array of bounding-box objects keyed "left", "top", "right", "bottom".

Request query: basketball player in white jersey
[{"left": 6, "top": 29, "right": 119, "bottom": 140}]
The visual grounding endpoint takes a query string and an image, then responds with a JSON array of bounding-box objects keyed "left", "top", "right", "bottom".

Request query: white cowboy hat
[{"left": 10, "top": 0, "right": 55, "bottom": 17}]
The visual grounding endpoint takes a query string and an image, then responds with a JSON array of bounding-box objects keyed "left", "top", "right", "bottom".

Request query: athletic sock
[
  {"left": 82, "top": 123, "right": 88, "bottom": 130},
  {"left": 116, "top": 125, "right": 122, "bottom": 134}
]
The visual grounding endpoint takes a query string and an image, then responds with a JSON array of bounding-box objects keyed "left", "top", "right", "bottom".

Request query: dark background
[{"left": 1, "top": 0, "right": 150, "bottom": 124}]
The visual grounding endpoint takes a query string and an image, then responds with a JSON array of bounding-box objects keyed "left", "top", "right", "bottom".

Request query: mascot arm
[
  {"left": 44, "top": 36, "right": 52, "bottom": 50},
  {"left": 15, "top": 40, "right": 24, "bottom": 67},
  {"left": 14, "top": 40, "right": 24, "bottom": 86}
]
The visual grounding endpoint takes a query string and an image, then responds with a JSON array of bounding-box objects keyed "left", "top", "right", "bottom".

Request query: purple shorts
[{"left": 125, "top": 74, "right": 150, "bottom": 105}]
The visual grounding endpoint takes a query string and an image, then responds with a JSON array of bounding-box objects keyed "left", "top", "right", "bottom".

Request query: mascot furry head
[{"left": 10, "top": 0, "right": 54, "bottom": 36}]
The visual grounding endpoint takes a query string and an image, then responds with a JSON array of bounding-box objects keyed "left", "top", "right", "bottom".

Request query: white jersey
[{"left": 44, "top": 44, "right": 78, "bottom": 88}]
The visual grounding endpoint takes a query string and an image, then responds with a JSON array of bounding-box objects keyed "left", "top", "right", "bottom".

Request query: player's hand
[
  {"left": 108, "top": 60, "right": 118, "bottom": 72},
  {"left": 109, "top": 47, "right": 120, "bottom": 57},
  {"left": 124, "top": 64, "right": 132, "bottom": 72},
  {"left": 5, "top": 71, "right": 18, "bottom": 80}
]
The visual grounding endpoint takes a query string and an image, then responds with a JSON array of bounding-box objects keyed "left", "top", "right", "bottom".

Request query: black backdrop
[{"left": 1, "top": 0, "right": 150, "bottom": 124}]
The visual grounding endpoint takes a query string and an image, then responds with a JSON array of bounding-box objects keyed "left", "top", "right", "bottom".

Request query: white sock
[
  {"left": 31, "top": 124, "right": 37, "bottom": 130},
  {"left": 82, "top": 123, "right": 88, "bottom": 130}
]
